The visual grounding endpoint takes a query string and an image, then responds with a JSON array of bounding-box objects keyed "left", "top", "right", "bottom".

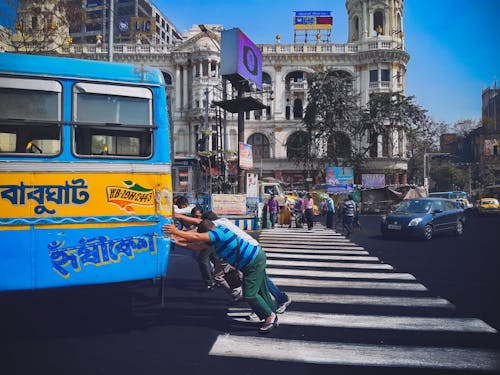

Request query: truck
[{"left": 259, "top": 178, "right": 292, "bottom": 207}]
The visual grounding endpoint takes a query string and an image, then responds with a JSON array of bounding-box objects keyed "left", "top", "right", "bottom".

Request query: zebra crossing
[{"left": 209, "top": 225, "right": 500, "bottom": 372}]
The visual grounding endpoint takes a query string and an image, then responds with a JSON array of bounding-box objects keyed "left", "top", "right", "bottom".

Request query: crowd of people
[{"left": 265, "top": 192, "right": 361, "bottom": 236}]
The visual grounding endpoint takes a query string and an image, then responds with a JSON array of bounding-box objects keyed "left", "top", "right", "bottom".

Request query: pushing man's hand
[{"left": 163, "top": 224, "right": 177, "bottom": 234}]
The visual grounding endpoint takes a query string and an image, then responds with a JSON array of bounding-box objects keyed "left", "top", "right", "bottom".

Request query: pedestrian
[
  {"left": 164, "top": 220, "right": 279, "bottom": 334},
  {"left": 200, "top": 211, "right": 292, "bottom": 316},
  {"left": 326, "top": 193, "right": 336, "bottom": 229},
  {"left": 302, "top": 192, "right": 314, "bottom": 230},
  {"left": 293, "top": 192, "right": 304, "bottom": 228},
  {"left": 267, "top": 193, "right": 279, "bottom": 229},
  {"left": 278, "top": 196, "right": 292, "bottom": 228},
  {"left": 353, "top": 202, "right": 362, "bottom": 230},
  {"left": 342, "top": 194, "right": 356, "bottom": 237},
  {"left": 190, "top": 205, "right": 218, "bottom": 290}
]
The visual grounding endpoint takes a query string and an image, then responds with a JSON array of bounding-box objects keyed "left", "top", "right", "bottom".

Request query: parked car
[
  {"left": 381, "top": 198, "right": 466, "bottom": 241},
  {"left": 456, "top": 198, "right": 473, "bottom": 210},
  {"left": 477, "top": 197, "right": 500, "bottom": 215}
]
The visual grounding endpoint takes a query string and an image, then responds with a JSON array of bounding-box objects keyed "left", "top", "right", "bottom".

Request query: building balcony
[
  {"left": 59, "top": 43, "right": 173, "bottom": 55},
  {"left": 192, "top": 76, "right": 221, "bottom": 87},
  {"left": 259, "top": 36, "right": 404, "bottom": 55},
  {"left": 369, "top": 81, "right": 390, "bottom": 91},
  {"left": 288, "top": 80, "right": 308, "bottom": 92}
]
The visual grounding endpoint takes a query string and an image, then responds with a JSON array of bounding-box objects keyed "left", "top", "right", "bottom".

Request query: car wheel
[
  {"left": 423, "top": 224, "right": 433, "bottom": 241},
  {"left": 455, "top": 220, "right": 464, "bottom": 236}
]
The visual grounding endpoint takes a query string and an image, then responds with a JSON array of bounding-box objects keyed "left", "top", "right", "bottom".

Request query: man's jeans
[{"left": 266, "top": 276, "right": 288, "bottom": 305}]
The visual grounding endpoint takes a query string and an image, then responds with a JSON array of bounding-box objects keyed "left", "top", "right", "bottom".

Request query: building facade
[
  {"left": 68, "top": 0, "right": 182, "bottom": 46},
  {"left": 7, "top": 0, "right": 410, "bottom": 193}
]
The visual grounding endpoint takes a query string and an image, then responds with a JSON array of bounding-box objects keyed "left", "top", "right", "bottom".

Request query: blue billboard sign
[{"left": 326, "top": 166, "right": 354, "bottom": 193}]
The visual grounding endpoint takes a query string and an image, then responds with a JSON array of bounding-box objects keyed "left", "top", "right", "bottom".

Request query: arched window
[
  {"left": 247, "top": 133, "right": 270, "bottom": 160},
  {"left": 293, "top": 98, "right": 303, "bottom": 119},
  {"left": 353, "top": 16, "right": 360, "bottom": 41},
  {"left": 374, "top": 10, "right": 384, "bottom": 35},
  {"left": 162, "top": 72, "right": 173, "bottom": 85},
  {"left": 262, "top": 72, "right": 272, "bottom": 85},
  {"left": 286, "top": 131, "right": 309, "bottom": 159},
  {"left": 327, "top": 132, "right": 351, "bottom": 159}
]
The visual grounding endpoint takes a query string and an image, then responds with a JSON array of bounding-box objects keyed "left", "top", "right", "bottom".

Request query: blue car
[{"left": 381, "top": 198, "right": 466, "bottom": 240}]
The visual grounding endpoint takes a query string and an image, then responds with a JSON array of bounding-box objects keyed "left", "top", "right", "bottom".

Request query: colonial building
[
  {"left": 7, "top": 0, "right": 410, "bottom": 193},
  {"left": 162, "top": 0, "right": 410, "bottom": 192}
]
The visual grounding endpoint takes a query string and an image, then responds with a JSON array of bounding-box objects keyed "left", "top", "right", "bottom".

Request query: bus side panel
[
  {"left": 33, "top": 223, "right": 170, "bottom": 289},
  {"left": 0, "top": 227, "right": 33, "bottom": 291},
  {"left": 0, "top": 172, "right": 173, "bottom": 291}
]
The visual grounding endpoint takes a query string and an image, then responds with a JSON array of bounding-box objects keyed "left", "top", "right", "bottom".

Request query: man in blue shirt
[
  {"left": 342, "top": 194, "right": 356, "bottom": 237},
  {"left": 326, "top": 193, "right": 336, "bottom": 229}
]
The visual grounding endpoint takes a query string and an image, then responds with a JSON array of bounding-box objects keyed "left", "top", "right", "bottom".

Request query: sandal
[{"left": 258, "top": 315, "right": 278, "bottom": 334}]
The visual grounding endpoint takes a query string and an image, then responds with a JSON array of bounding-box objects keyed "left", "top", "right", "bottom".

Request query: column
[
  {"left": 175, "top": 64, "right": 181, "bottom": 111},
  {"left": 273, "top": 65, "right": 284, "bottom": 120},
  {"left": 215, "top": 61, "right": 219, "bottom": 78},
  {"left": 377, "top": 134, "right": 383, "bottom": 158},
  {"left": 199, "top": 61, "right": 203, "bottom": 77},
  {"left": 401, "top": 173, "right": 408, "bottom": 185},
  {"left": 182, "top": 65, "right": 189, "bottom": 110},
  {"left": 362, "top": 1, "right": 368, "bottom": 39}
]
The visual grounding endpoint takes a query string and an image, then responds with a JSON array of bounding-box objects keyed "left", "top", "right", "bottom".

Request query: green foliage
[
  {"left": 430, "top": 162, "right": 468, "bottom": 191},
  {"left": 290, "top": 69, "right": 360, "bottom": 171}
]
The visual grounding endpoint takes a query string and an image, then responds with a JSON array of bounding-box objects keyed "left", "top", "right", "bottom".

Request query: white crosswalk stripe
[
  {"left": 210, "top": 335, "right": 500, "bottom": 371},
  {"left": 267, "top": 259, "right": 393, "bottom": 270},
  {"left": 210, "top": 225, "right": 500, "bottom": 372}
]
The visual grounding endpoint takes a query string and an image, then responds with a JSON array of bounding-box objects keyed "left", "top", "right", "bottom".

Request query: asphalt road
[
  {"left": 1, "top": 212, "right": 499, "bottom": 375},
  {"left": 350, "top": 212, "right": 500, "bottom": 332}
]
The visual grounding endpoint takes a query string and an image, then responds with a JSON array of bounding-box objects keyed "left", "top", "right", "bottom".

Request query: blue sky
[{"left": 158, "top": 0, "right": 500, "bottom": 125}]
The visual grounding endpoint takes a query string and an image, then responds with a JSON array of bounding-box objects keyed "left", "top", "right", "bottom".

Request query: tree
[
  {"left": 430, "top": 162, "right": 468, "bottom": 191},
  {"left": 289, "top": 69, "right": 360, "bottom": 177},
  {"left": 0, "top": 0, "right": 83, "bottom": 54},
  {"left": 452, "top": 118, "right": 480, "bottom": 136},
  {"left": 406, "top": 118, "right": 446, "bottom": 184}
]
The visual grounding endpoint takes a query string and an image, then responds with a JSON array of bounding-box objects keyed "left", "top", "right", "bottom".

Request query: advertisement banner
[
  {"left": 212, "top": 194, "right": 247, "bottom": 215},
  {"left": 246, "top": 173, "right": 259, "bottom": 198},
  {"left": 325, "top": 166, "right": 354, "bottom": 193},
  {"left": 221, "top": 28, "right": 262, "bottom": 90},
  {"left": 361, "top": 174, "right": 386, "bottom": 189},
  {"left": 293, "top": 11, "right": 333, "bottom": 30},
  {"left": 239, "top": 142, "right": 253, "bottom": 169}
]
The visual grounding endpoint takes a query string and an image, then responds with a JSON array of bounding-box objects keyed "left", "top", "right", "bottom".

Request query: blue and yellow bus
[
  {"left": 428, "top": 191, "right": 467, "bottom": 200},
  {"left": 0, "top": 53, "right": 173, "bottom": 292}
]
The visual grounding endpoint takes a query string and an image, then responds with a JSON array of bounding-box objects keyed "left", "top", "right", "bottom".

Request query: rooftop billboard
[{"left": 293, "top": 11, "right": 333, "bottom": 30}]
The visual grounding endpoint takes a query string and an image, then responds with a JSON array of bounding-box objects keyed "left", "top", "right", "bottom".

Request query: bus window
[
  {"left": 0, "top": 78, "right": 62, "bottom": 155},
  {"left": 72, "top": 83, "right": 153, "bottom": 158}
]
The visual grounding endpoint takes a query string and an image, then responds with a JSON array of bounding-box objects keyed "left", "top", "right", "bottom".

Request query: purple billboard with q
[{"left": 221, "top": 28, "right": 262, "bottom": 90}]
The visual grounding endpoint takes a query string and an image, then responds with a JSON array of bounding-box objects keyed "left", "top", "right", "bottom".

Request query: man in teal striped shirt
[{"left": 163, "top": 220, "right": 278, "bottom": 334}]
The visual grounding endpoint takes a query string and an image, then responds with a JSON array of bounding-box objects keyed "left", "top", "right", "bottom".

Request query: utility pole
[
  {"left": 236, "top": 81, "right": 245, "bottom": 194},
  {"left": 108, "top": 0, "right": 114, "bottom": 62},
  {"left": 423, "top": 152, "right": 450, "bottom": 190}
]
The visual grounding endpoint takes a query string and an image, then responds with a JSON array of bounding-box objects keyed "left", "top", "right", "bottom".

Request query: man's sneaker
[
  {"left": 246, "top": 312, "right": 262, "bottom": 322},
  {"left": 276, "top": 296, "right": 292, "bottom": 314}
]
